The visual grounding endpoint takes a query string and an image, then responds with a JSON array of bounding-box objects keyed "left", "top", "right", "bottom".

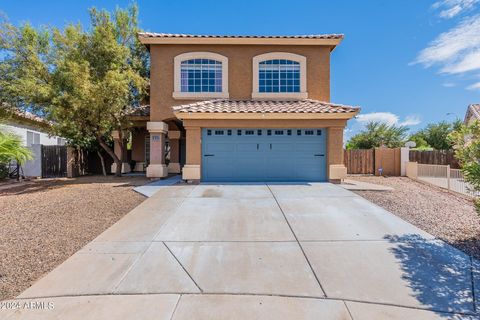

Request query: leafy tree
[
  {"left": 0, "top": 4, "right": 148, "bottom": 176},
  {"left": 408, "top": 133, "right": 431, "bottom": 150},
  {"left": 346, "top": 121, "right": 409, "bottom": 149},
  {"left": 410, "top": 120, "right": 462, "bottom": 150},
  {"left": 448, "top": 121, "right": 480, "bottom": 213}
]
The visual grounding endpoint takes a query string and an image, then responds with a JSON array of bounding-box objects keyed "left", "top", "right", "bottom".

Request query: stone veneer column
[
  {"left": 146, "top": 121, "right": 168, "bottom": 178},
  {"left": 110, "top": 130, "right": 131, "bottom": 174},
  {"left": 327, "top": 126, "right": 347, "bottom": 183},
  {"left": 182, "top": 126, "right": 201, "bottom": 180},
  {"left": 167, "top": 130, "right": 181, "bottom": 173}
]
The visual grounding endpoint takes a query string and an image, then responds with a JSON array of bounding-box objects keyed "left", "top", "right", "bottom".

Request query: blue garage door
[{"left": 202, "top": 128, "right": 327, "bottom": 182}]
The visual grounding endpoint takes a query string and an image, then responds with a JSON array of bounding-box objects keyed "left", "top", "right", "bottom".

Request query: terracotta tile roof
[
  {"left": 138, "top": 32, "right": 344, "bottom": 40},
  {"left": 16, "top": 111, "right": 48, "bottom": 123},
  {"left": 172, "top": 99, "right": 359, "bottom": 114},
  {"left": 126, "top": 105, "right": 150, "bottom": 117}
]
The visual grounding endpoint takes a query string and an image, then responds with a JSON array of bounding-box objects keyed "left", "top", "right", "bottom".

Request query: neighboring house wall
[
  {"left": 149, "top": 44, "right": 331, "bottom": 121},
  {"left": 22, "top": 144, "right": 42, "bottom": 177},
  {"left": 465, "top": 104, "right": 480, "bottom": 125},
  {"left": 1, "top": 120, "right": 66, "bottom": 177},
  {"left": 1, "top": 122, "right": 65, "bottom": 146}
]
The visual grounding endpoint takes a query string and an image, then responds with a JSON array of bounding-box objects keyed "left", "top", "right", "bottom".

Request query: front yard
[
  {"left": 0, "top": 175, "right": 148, "bottom": 300},
  {"left": 351, "top": 176, "right": 480, "bottom": 260}
]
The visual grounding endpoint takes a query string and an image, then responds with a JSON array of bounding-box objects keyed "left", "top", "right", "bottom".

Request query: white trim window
[
  {"left": 252, "top": 52, "right": 307, "bottom": 99},
  {"left": 26, "top": 131, "right": 40, "bottom": 147},
  {"left": 173, "top": 52, "right": 229, "bottom": 99}
]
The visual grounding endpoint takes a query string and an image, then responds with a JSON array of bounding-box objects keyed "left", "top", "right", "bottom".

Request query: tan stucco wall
[
  {"left": 131, "top": 129, "right": 147, "bottom": 162},
  {"left": 327, "top": 127, "right": 344, "bottom": 166},
  {"left": 150, "top": 44, "right": 331, "bottom": 121},
  {"left": 375, "top": 147, "right": 401, "bottom": 176}
]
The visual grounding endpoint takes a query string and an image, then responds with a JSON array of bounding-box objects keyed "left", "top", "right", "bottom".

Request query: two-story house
[{"left": 123, "top": 33, "right": 359, "bottom": 182}]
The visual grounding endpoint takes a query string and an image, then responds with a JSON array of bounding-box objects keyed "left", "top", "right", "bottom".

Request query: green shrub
[{"left": 449, "top": 121, "right": 480, "bottom": 213}]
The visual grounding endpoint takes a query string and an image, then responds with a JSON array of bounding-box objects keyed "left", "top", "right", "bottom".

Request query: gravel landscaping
[
  {"left": 351, "top": 176, "right": 480, "bottom": 260},
  {"left": 0, "top": 175, "right": 148, "bottom": 300}
]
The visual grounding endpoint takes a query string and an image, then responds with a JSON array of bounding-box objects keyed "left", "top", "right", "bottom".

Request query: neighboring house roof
[
  {"left": 172, "top": 99, "right": 359, "bottom": 119},
  {"left": 126, "top": 105, "right": 150, "bottom": 117},
  {"left": 15, "top": 111, "right": 49, "bottom": 124},
  {"left": 138, "top": 33, "right": 343, "bottom": 48},
  {"left": 4, "top": 109, "right": 51, "bottom": 129},
  {"left": 465, "top": 104, "right": 480, "bottom": 124}
]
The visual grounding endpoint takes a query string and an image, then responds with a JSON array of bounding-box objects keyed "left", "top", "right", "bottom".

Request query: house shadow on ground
[
  {"left": 0, "top": 175, "right": 149, "bottom": 196},
  {"left": 384, "top": 234, "right": 478, "bottom": 316}
]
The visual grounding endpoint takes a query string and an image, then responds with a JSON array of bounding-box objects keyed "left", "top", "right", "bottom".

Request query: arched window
[
  {"left": 180, "top": 59, "right": 222, "bottom": 93},
  {"left": 252, "top": 52, "right": 307, "bottom": 99},
  {"left": 259, "top": 59, "right": 300, "bottom": 93},
  {"left": 173, "top": 52, "right": 229, "bottom": 99}
]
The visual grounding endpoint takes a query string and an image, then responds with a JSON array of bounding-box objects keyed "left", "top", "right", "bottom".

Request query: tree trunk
[
  {"left": 97, "top": 150, "right": 106, "bottom": 176},
  {"left": 96, "top": 135, "right": 122, "bottom": 177}
]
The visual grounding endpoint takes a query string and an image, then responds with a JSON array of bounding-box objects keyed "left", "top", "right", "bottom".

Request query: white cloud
[
  {"left": 399, "top": 115, "right": 422, "bottom": 126},
  {"left": 356, "top": 112, "right": 399, "bottom": 126},
  {"left": 433, "top": 0, "right": 479, "bottom": 19},
  {"left": 467, "top": 81, "right": 480, "bottom": 90},
  {"left": 355, "top": 112, "right": 421, "bottom": 127},
  {"left": 414, "top": 14, "right": 480, "bottom": 89},
  {"left": 415, "top": 14, "right": 480, "bottom": 69},
  {"left": 441, "top": 50, "right": 480, "bottom": 73}
]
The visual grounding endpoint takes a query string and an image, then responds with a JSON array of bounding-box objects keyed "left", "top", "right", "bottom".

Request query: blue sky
[{"left": 1, "top": 0, "right": 479, "bottom": 138}]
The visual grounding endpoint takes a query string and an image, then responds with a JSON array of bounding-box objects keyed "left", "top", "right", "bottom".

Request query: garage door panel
[
  {"left": 295, "top": 143, "right": 325, "bottom": 153},
  {"left": 203, "top": 158, "right": 235, "bottom": 179},
  {"left": 270, "top": 143, "right": 294, "bottom": 152},
  {"left": 266, "top": 158, "right": 295, "bottom": 179},
  {"left": 236, "top": 143, "right": 258, "bottom": 152},
  {"left": 205, "top": 143, "right": 235, "bottom": 153}
]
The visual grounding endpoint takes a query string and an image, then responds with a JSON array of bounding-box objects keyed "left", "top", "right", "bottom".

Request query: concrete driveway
[{"left": 2, "top": 183, "right": 478, "bottom": 319}]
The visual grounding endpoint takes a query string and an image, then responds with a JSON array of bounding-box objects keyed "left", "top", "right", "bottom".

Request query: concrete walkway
[
  {"left": 2, "top": 183, "right": 478, "bottom": 319},
  {"left": 133, "top": 175, "right": 182, "bottom": 197}
]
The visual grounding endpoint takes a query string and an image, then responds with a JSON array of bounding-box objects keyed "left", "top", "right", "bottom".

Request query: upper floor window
[
  {"left": 173, "top": 52, "right": 229, "bottom": 99},
  {"left": 259, "top": 59, "right": 300, "bottom": 93},
  {"left": 181, "top": 59, "right": 222, "bottom": 93},
  {"left": 252, "top": 52, "right": 307, "bottom": 99}
]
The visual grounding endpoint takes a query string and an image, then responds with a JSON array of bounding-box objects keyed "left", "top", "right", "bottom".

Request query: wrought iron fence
[{"left": 417, "top": 164, "right": 478, "bottom": 197}]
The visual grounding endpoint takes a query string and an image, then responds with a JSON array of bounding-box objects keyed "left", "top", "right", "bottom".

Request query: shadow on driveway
[{"left": 385, "top": 234, "right": 476, "bottom": 315}]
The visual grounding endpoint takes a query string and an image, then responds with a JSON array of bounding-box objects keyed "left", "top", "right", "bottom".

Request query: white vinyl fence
[{"left": 417, "top": 164, "right": 478, "bottom": 197}]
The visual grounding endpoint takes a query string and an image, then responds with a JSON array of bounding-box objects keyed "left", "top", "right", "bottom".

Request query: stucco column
[
  {"left": 167, "top": 130, "right": 181, "bottom": 174},
  {"left": 146, "top": 121, "right": 168, "bottom": 178},
  {"left": 110, "top": 130, "right": 131, "bottom": 174},
  {"left": 182, "top": 126, "right": 201, "bottom": 180},
  {"left": 327, "top": 127, "right": 347, "bottom": 182}
]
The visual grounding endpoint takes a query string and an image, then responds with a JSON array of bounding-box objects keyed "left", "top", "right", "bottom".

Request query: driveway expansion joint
[
  {"left": 8, "top": 292, "right": 478, "bottom": 317},
  {"left": 163, "top": 242, "right": 204, "bottom": 293},
  {"left": 169, "top": 294, "right": 182, "bottom": 320},
  {"left": 266, "top": 184, "right": 328, "bottom": 298},
  {"left": 110, "top": 240, "right": 155, "bottom": 293},
  {"left": 343, "top": 301, "right": 355, "bottom": 320}
]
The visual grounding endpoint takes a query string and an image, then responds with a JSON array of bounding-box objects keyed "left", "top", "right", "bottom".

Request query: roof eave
[
  {"left": 174, "top": 110, "right": 358, "bottom": 120},
  {"left": 138, "top": 37, "right": 343, "bottom": 47}
]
